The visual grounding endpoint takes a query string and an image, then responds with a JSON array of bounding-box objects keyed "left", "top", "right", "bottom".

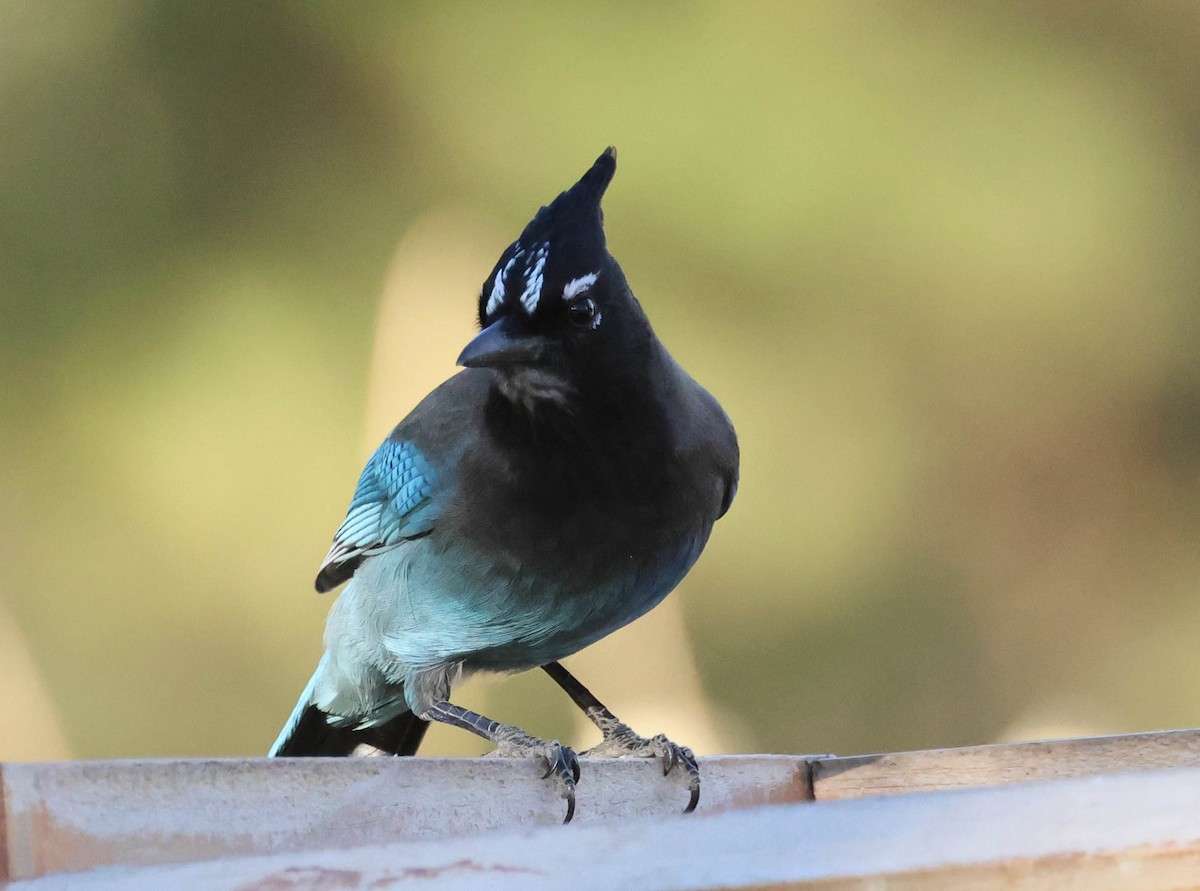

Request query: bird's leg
[
  {"left": 420, "top": 699, "right": 580, "bottom": 823},
  {"left": 541, "top": 661, "right": 700, "bottom": 813}
]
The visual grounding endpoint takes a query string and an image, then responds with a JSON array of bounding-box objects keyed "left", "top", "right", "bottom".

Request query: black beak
[{"left": 457, "top": 318, "right": 549, "bottom": 368}]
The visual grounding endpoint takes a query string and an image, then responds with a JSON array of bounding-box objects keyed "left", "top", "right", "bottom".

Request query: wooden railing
[{"left": 5, "top": 729, "right": 1200, "bottom": 888}]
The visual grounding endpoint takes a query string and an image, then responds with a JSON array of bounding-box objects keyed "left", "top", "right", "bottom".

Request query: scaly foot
[
  {"left": 489, "top": 729, "right": 581, "bottom": 823},
  {"left": 583, "top": 713, "right": 700, "bottom": 813},
  {"left": 423, "top": 699, "right": 581, "bottom": 823}
]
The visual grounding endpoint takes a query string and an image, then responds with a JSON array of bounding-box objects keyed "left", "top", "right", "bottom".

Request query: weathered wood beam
[
  {"left": 0, "top": 755, "right": 809, "bottom": 882},
  {"left": 11, "top": 765, "right": 1200, "bottom": 890},
  {"left": 811, "top": 727, "right": 1200, "bottom": 800},
  {"left": 7, "top": 728, "right": 1200, "bottom": 884}
]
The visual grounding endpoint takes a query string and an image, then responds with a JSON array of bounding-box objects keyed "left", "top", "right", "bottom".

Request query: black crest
[{"left": 479, "top": 149, "right": 618, "bottom": 327}]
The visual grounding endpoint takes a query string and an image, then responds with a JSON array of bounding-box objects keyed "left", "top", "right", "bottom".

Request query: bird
[{"left": 269, "top": 148, "right": 739, "bottom": 823}]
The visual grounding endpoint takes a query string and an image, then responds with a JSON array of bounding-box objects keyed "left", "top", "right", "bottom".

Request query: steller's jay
[{"left": 269, "top": 148, "right": 739, "bottom": 822}]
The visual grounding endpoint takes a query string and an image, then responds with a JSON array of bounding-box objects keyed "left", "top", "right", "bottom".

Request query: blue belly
[
  {"left": 464, "top": 529, "right": 710, "bottom": 670},
  {"left": 338, "top": 525, "right": 712, "bottom": 677}
]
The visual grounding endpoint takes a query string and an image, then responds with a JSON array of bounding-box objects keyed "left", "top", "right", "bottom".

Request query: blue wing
[{"left": 315, "top": 439, "right": 439, "bottom": 592}]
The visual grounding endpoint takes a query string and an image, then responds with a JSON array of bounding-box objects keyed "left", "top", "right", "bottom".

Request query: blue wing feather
[{"left": 315, "top": 439, "right": 438, "bottom": 592}]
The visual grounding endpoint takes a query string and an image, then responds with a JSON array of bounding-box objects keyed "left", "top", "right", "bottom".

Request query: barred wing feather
[{"left": 314, "top": 440, "right": 438, "bottom": 593}]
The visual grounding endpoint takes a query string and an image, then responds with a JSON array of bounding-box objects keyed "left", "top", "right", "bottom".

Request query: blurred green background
[{"left": 4, "top": 1, "right": 1200, "bottom": 761}]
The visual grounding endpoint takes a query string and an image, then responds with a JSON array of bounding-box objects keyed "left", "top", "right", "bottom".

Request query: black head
[{"left": 457, "top": 148, "right": 654, "bottom": 403}]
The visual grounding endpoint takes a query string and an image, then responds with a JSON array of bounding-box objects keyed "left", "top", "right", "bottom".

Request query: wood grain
[
  {"left": 9, "top": 729, "right": 1200, "bottom": 885},
  {"left": 11, "top": 765, "right": 1200, "bottom": 890},
  {"left": 811, "top": 728, "right": 1200, "bottom": 800},
  {"left": 0, "top": 755, "right": 809, "bottom": 882}
]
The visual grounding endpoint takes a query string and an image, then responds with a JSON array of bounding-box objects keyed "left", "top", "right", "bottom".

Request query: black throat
[
  {"left": 462, "top": 343, "right": 690, "bottom": 577},
  {"left": 483, "top": 340, "right": 672, "bottom": 484}
]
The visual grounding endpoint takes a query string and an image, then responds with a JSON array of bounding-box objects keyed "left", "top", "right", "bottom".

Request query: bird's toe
[
  {"left": 647, "top": 734, "right": 700, "bottom": 812},
  {"left": 540, "top": 742, "right": 580, "bottom": 823},
  {"left": 490, "top": 733, "right": 580, "bottom": 822}
]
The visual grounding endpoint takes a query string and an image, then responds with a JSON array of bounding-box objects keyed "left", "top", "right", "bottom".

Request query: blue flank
[{"left": 308, "top": 496, "right": 711, "bottom": 723}]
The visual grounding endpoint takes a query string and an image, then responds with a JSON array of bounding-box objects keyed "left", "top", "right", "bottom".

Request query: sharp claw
[
  {"left": 684, "top": 783, "right": 700, "bottom": 814},
  {"left": 546, "top": 745, "right": 579, "bottom": 822},
  {"left": 492, "top": 738, "right": 579, "bottom": 822}
]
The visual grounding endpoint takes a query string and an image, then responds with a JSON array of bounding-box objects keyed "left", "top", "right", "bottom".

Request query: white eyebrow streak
[
  {"left": 562, "top": 272, "right": 599, "bottom": 301},
  {"left": 519, "top": 244, "right": 549, "bottom": 314}
]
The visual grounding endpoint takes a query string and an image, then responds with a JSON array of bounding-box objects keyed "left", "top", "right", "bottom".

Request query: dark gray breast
[{"left": 439, "top": 353, "right": 737, "bottom": 590}]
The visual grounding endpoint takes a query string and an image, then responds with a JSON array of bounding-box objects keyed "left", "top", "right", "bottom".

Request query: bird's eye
[{"left": 567, "top": 297, "right": 598, "bottom": 327}]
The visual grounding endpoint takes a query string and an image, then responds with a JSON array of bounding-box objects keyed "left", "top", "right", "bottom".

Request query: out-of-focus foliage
[{"left": 4, "top": 1, "right": 1200, "bottom": 759}]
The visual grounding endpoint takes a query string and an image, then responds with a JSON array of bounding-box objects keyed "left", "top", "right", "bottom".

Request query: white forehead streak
[
  {"left": 484, "top": 249, "right": 525, "bottom": 318},
  {"left": 562, "top": 272, "right": 598, "bottom": 301},
  {"left": 519, "top": 244, "right": 549, "bottom": 314},
  {"left": 485, "top": 269, "right": 506, "bottom": 316}
]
